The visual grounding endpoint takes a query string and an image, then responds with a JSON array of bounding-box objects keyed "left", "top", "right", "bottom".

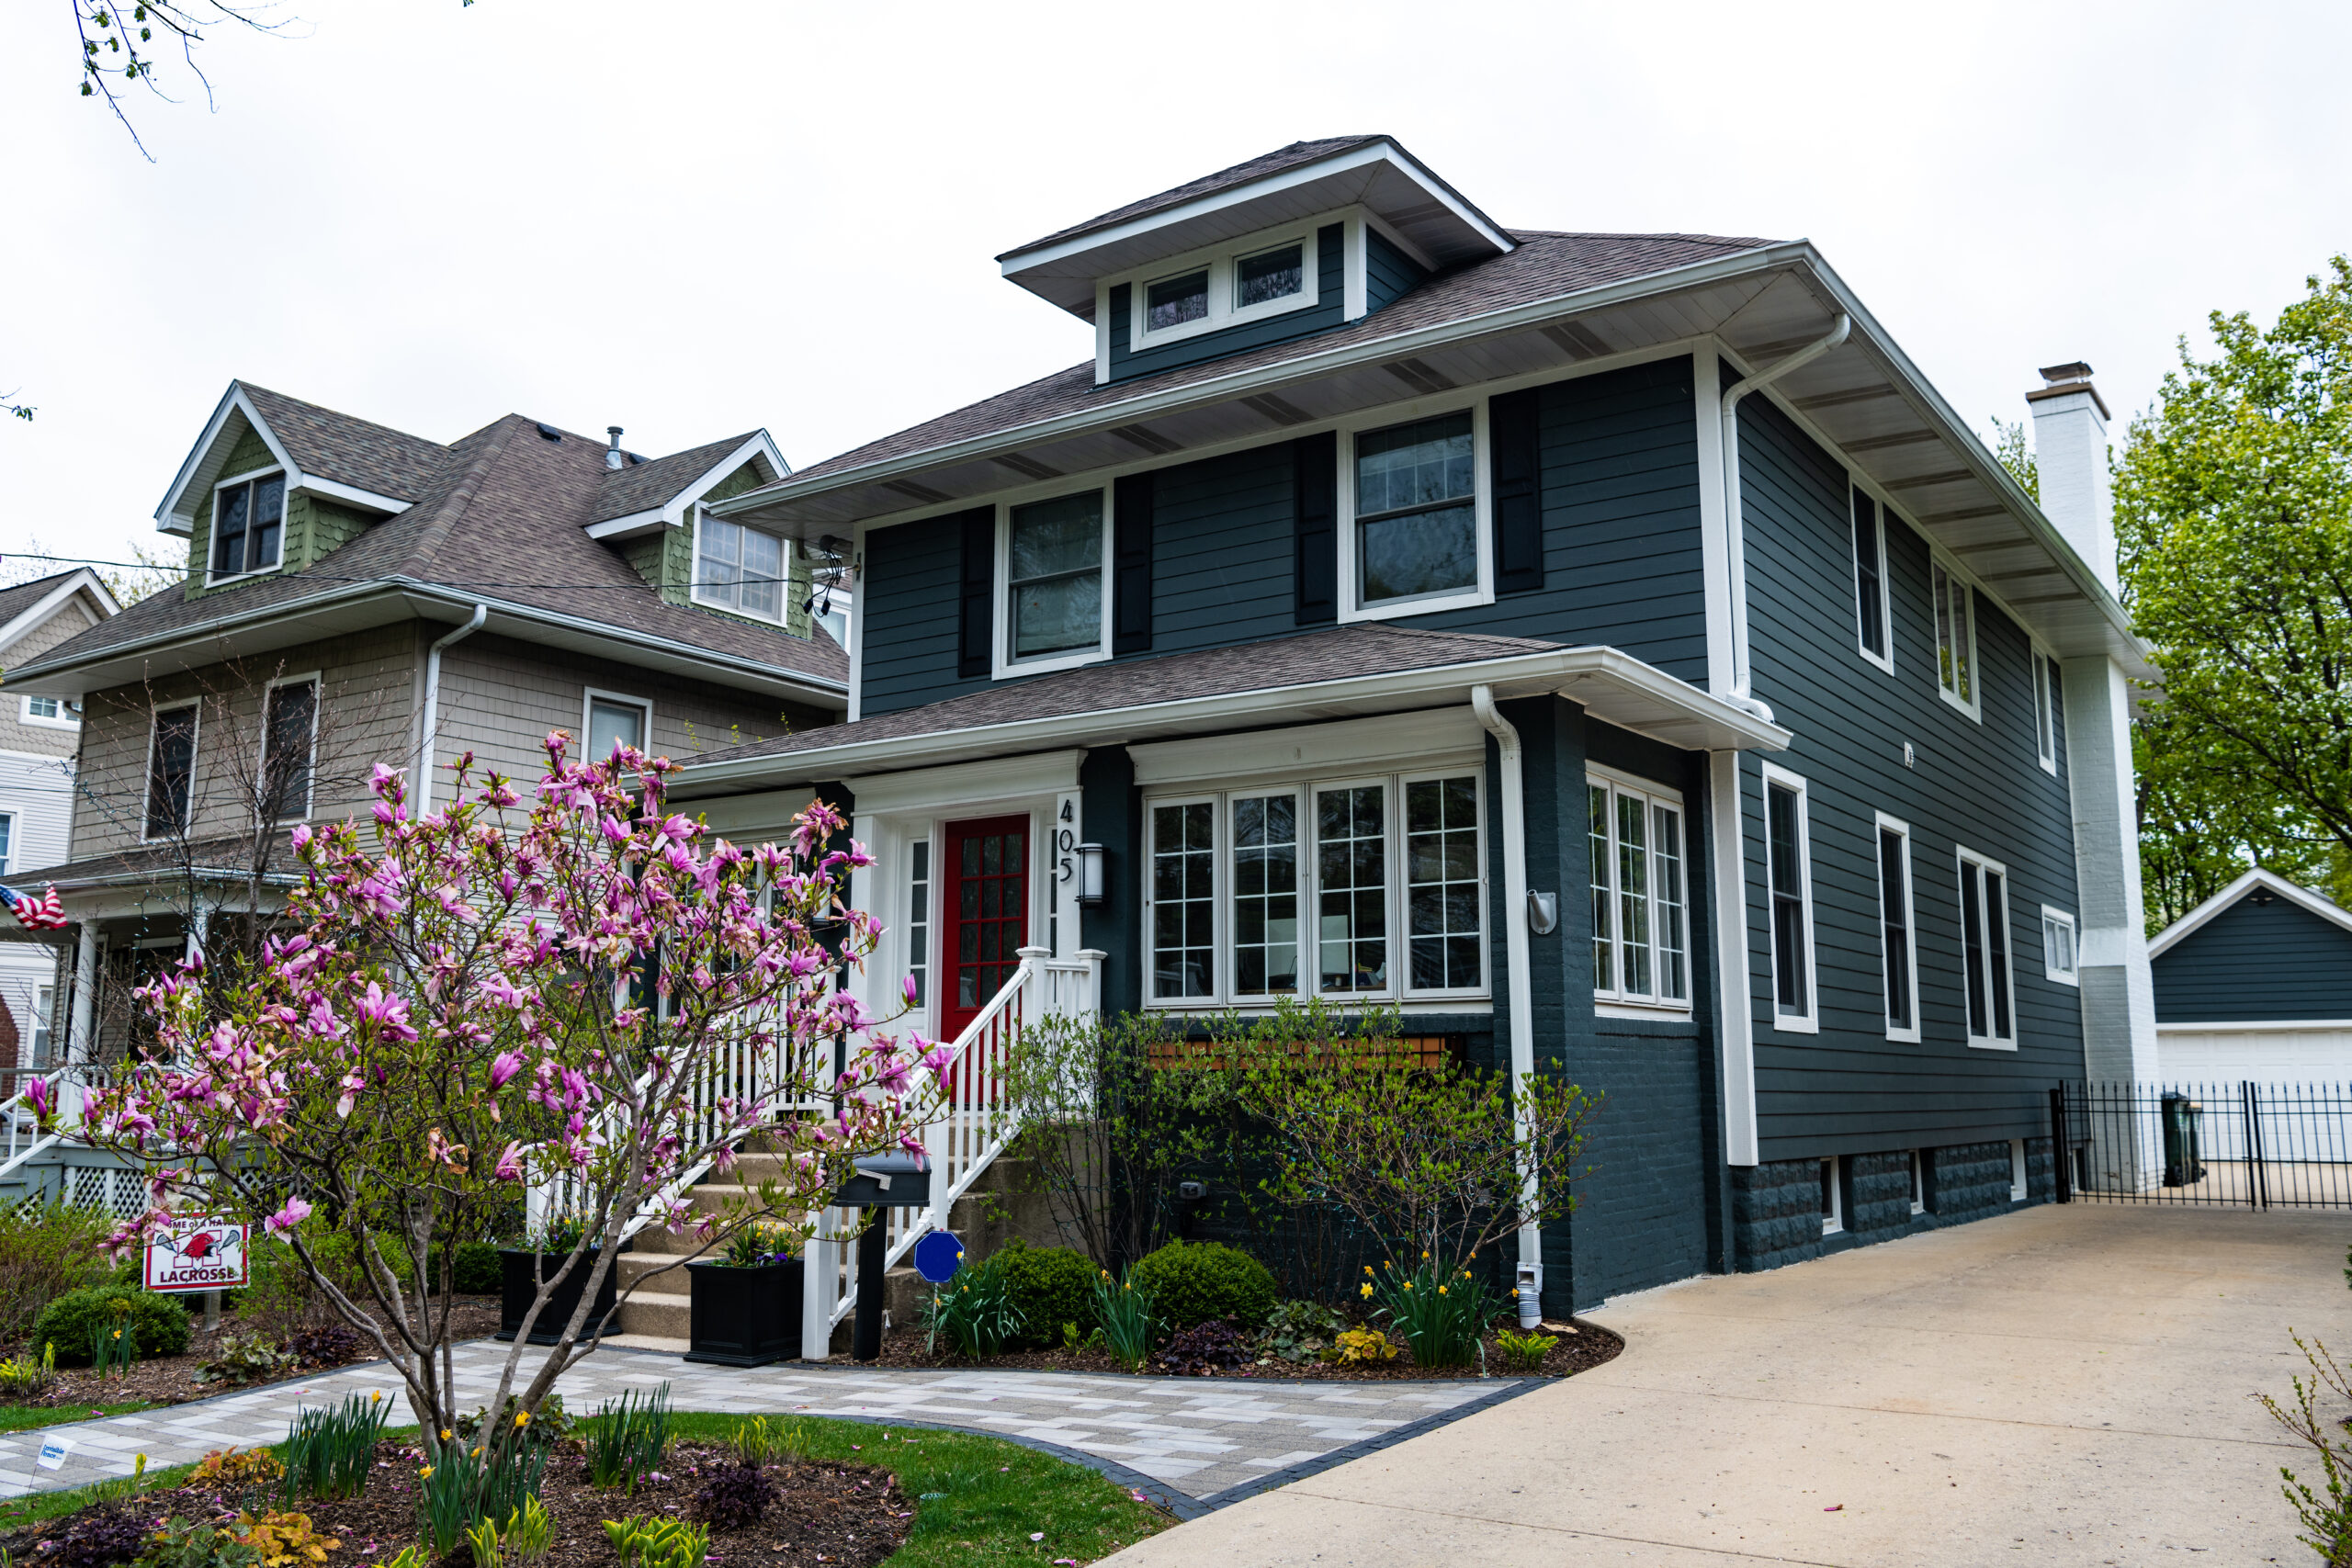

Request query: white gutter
[
  {"left": 1470, "top": 684, "right": 1543, "bottom": 1325},
  {"left": 416, "top": 604, "right": 487, "bottom": 810},
  {"left": 1718, "top": 313, "right": 1850, "bottom": 714}
]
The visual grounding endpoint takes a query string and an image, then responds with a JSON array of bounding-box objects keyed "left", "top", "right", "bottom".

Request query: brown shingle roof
[
  {"left": 778, "top": 230, "right": 1773, "bottom": 489},
  {"left": 1001, "top": 137, "right": 1387, "bottom": 260},
  {"left": 690, "top": 624, "right": 1561, "bottom": 767},
  {"left": 593, "top": 433, "right": 760, "bottom": 523},
  {"left": 241, "top": 384, "right": 449, "bottom": 501},
  {"left": 28, "top": 397, "right": 846, "bottom": 689},
  {"left": 0, "top": 571, "right": 85, "bottom": 635}
]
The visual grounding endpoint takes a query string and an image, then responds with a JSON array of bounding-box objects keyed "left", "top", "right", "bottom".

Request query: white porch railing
[
  {"left": 805, "top": 945, "right": 1102, "bottom": 1351},
  {"left": 0, "top": 1066, "right": 97, "bottom": 1183}
]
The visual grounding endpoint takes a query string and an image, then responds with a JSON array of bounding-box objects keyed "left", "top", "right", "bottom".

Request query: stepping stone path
[{"left": 0, "top": 1341, "right": 1522, "bottom": 1508}]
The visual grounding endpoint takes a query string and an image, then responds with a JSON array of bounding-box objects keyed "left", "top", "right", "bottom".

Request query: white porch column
[{"left": 66, "top": 920, "right": 99, "bottom": 1066}]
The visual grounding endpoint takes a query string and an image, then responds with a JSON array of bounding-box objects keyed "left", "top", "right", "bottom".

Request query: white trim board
[
  {"left": 1128, "top": 709, "right": 1485, "bottom": 787},
  {"left": 2146, "top": 866, "right": 2352, "bottom": 958},
  {"left": 844, "top": 750, "right": 1086, "bottom": 817}
]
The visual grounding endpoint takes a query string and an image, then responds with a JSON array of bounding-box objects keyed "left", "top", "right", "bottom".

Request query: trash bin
[{"left": 2161, "top": 1093, "right": 2206, "bottom": 1186}]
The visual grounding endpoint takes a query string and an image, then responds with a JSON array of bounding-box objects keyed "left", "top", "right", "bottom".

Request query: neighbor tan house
[{"left": 0, "top": 382, "right": 847, "bottom": 1209}]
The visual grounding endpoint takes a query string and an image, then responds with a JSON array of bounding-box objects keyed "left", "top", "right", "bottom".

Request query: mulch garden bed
[
  {"left": 2, "top": 1299, "right": 502, "bottom": 1416},
  {"left": 865, "top": 1317, "right": 1623, "bottom": 1380},
  {"left": 3, "top": 1440, "right": 910, "bottom": 1568}
]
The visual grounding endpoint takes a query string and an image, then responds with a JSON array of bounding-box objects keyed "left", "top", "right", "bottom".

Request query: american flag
[{"left": 0, "top": 884, "right": 66, "bottom": 931}]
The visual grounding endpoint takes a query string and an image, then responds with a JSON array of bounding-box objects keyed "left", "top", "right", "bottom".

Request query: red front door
[{"left": 940, "top": 815, "right": 1031, "bottom": 1041}]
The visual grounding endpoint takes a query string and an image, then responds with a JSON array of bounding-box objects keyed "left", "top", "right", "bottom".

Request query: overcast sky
[{"left": 4, "top": 0, "right": 2346, "bottom": 581}]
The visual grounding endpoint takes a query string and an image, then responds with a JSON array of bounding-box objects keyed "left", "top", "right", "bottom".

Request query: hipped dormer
[{"left": 995, "top": 136, "right": 1515, "bottom": 386}]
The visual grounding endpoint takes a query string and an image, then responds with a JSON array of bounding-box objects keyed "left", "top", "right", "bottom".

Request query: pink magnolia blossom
[{"left": 265, "top": 1196, "right": 313, "bottom": 1236}]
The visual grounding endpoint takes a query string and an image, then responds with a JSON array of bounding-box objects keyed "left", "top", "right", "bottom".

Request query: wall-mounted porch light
[{"left": 1076, "top": 842, "right": 1106, "bottom": 907}]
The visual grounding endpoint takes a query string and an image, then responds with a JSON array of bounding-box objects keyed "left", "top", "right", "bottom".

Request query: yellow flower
[
  {"left": 111, "top": 1330, "right": 122, "bottom": 1340},
  {"left": 419, "top": 1467, "right": 434, "bottom": 1480},
  {"left": 1359, "top": 1283, "right": 1373, "bottom": 1299},
  {"left": 1363, "top": 1265, "right": 1373, "bottom": 1276},
  {"left": 472, "top": 1448, "right": 483, "bottom": 1459},
  {"left": 1421, "top": 1249, "right": 1430, "bottom": 1260},
  {"left": 1438, "top": 1285, "right": 1449, "bottom": 1296},
  {"left": 370, "top": 1391, "right": 382, "bottom": 1404},
  {"left": 440, "top": 1429, "right": 453, "bottom": 1441},
  {"left": 515, "top": 1412, "right": 531, "bottom": 1428},
  {"left": 1402, "top": 1281, "right": 1414, "bottom": 1292}
]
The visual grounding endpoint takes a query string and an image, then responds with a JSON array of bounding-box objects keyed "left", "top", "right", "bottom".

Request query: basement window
[{"left": 1820, "top": 1157, "right": 1844, "bottom": 1235}]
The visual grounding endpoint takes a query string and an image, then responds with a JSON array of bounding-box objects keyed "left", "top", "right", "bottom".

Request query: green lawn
[
  {"left": 0, "top": 1410, "right": 1172, "bottom": 1565},
  {"left": 0, "top": 1400, "right": 153, "bottom": 1436}
]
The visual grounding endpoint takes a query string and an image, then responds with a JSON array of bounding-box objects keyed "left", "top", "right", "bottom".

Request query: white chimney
[
  {"left": 605, "top": 426, "right": 626, "bottom": 470},
  {"left": 2026, "top": 362, "right": 2114, "bottom": 594}
]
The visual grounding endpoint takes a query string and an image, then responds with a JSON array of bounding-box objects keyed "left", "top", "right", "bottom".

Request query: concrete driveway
[{"left": 1102, "top": 1205, "right": 2349, "bottom": 1565}]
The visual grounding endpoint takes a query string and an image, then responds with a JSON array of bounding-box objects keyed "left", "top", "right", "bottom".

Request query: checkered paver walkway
[{"left": 0, "top": 1341, "right": 1519, "bottom": 1505}]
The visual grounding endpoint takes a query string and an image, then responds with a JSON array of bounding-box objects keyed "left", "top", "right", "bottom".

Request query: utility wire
[{"left": 0, "top": 551, "right": 816, "bottom": 594}]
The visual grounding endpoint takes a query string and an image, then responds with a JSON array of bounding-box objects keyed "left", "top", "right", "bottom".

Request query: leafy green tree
[
  {"left": 1985, "top": 418, "right": 2039, "bottom": 501},
  {"left": 2114, "top": 257, "right": 2352, "bottom": 926}
]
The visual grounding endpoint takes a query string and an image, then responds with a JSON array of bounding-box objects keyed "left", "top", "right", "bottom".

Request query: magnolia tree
[{"left": 35, "top": 733, "right": 942, "bottom": 1489}]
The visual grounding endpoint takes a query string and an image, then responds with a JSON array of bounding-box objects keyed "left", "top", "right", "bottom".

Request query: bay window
[
  {"left": 1588, "top": 772, "right": 1689, "bottom": 1011},
  {"left": 1144, "top": 769, "right": 1485, "bottom": 1008}
]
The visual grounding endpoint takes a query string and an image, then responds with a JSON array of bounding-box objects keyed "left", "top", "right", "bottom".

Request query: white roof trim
[
  {"left": 999, "top": 139, "right": 1515, "bottom": 276},
  {"left": 675, "top": 643, "right": 1790, "bottom": 794},
  {"left": 583, "top": 431, "right": 791, "bottom": 542},
  {"left": 2147, "top": 866, "right": 2352, "bottom": 958},
  {"left": 299, "top": 475, "right": 412, "bottom": 517},
  {"left": 153, "top": 384, "right": 300, "bottom": 536},
  {"left": 584, "top": 508, "right": 668, "bottom": 542},
  {"left": 0, "top": 570, "right": 117, "bottom": 657}
]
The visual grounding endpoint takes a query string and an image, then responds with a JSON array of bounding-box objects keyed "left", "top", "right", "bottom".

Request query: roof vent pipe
[
  {"left": 1718, "top": 313, "right": 1851, "bottom": 717},
  {"left": 605, "top": 426, "right": 626, "bottom": 470}
]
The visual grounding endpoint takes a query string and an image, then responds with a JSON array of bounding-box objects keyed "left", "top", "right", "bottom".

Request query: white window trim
[
  {"left": 1929, "top": 553, "right": 1983, "bottom": 722},
  {"left": 1851, "top": 485, "right": 1895, "bottom": 676},
  {"left": 1587, "top": 764, "right": 1693, "bottom": 1018},
  {"left": 1138, "top": 763, "right": 1490, "bottom": 1010},
  {"left": 0, "top": 807, "right": 17, "bottom": 879},
  {"left": 258, "top": 671, "right": 323, "bottom": 823},
  {"left": 205, "top": 465, "right": 291, "bottom": 587},
  {"left": 2008, "top": 1137, "right": 2028, "bottom": 1201},
  {"left": 2041, "top": 904, "right": 2080, "bottom": 987},
  {"left": 688, "top": 505, "right": 796, "bottom": 626},
  {"left": 2030, "top": 646, "right": 2060, "bottom": 775},
  {"left": 581, "top": 687, "right": 654, "bottom": 757},
  {"left": 992, "top": 484, "right": 1115, "bottom": 679},
  {"left": 1957, "top": 845, "right": 2018, "bottom": 1050},
  {"left": 1336, "top": 398, "right": 1494, "bottom": 625},
  {"left": 1820, "top": 1156, "right": 1844, "bottom": 1235},
  {"left": 1758, "top": 761, "right": 1818, "bottom": 1035},
  {"left": 1874, "top": 811, "right": 1922, "bottom": 1043},
  {"left": 18, "top": 694, "right": 78, "bottom": 730},
  {"left": 1118, "top": 213, "right": 1329, "bottom": 355},
  {"left": 142, "top": 697, "right": 201, "bottom": 844},
  {"left": 28, "top": 981, "right": 52, "bottom": 1066}
]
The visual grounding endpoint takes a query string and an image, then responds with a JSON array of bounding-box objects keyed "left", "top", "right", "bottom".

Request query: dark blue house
[{"left": 676, "top": 138, "right": 2161, "bottom": 1312}]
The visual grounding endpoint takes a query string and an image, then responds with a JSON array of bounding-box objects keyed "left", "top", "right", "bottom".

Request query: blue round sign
[{"left": 912, "top": 1230, "right": 966, "bottom": 1286}]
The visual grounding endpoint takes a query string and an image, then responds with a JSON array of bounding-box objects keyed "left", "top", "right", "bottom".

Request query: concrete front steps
[{"left": 609, "top": 1149, "right": 1069, "bottom": 1353}]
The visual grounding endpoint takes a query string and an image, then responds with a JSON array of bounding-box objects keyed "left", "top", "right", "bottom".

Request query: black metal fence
[{"left": 2053, "top": 1081, "right": 2352, "bottom": 1210}]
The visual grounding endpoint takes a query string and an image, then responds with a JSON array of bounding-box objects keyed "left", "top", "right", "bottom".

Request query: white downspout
[
  {"left": 415, "top": 604, "right": 488, "bottom": 812},
  {"left": 1470, "top": 683, "right": 1543, "bottom": 1325},
  {"left": 1718, "top": 313, "right": 1851, "bottom": 714}
]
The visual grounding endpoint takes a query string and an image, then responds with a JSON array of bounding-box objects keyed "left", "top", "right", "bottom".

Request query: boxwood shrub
[
  {"left": 31, "top": 1285, "right": 192, "bottom": 1365},
  {"left": 1131, "top": 1239, "right": 1277, "bottom": 1332},
  {"left": 991, "top": 1240, "right": 1098, "bottom": 1348}
]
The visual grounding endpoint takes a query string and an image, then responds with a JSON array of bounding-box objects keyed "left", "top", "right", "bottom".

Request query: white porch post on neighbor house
[
  {"left": 2031, "top": 363, "right": 2161, "bottom": 1190},
  {"left": 67, "top": 919, "right": 99, "bottom": 1066}
]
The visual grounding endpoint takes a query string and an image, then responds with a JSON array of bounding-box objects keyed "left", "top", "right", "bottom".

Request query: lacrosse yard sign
[{"left": 143, "top": 1215, "right": 250, "bottom": 1292}]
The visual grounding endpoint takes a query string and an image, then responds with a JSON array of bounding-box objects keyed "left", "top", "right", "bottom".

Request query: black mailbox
[{"left": 833, "top": 1153, "right": 933, "bottom": 1209}]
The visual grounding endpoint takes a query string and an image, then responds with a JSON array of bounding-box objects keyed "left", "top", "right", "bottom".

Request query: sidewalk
[
  {"left": 1099, "top": 1205, "right": 2344, "bottom": 1565},
  {"left": 0, "top": 1340, "right": 1517, "bottom": 1508}
]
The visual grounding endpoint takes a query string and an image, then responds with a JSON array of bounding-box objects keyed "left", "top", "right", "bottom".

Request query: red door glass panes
[{"left": 940, "top": 815, "right": 1029, "bottom": 1042}]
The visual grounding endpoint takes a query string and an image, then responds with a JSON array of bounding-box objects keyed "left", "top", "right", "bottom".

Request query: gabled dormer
[
  {"left": 997, "top": 136, "right": 1515, "bottom": 386},
  {"left": 584, "top": 430, "right": 814, "bottom": 634},
  {"left": 154, "top": 382, "right": 441, "bottom": 600}
]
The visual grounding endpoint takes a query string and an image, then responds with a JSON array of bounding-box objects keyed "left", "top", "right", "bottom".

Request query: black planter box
[
  {"left": 684, "top": 1257, "right": 804, "bottom": 1367},
  {"left": 496, "top": 1244, "right": 628, "bottom": 1345}
]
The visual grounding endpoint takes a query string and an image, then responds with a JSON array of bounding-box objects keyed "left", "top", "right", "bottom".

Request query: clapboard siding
[
  {"left": 1736, "top": 393, "right": 2080, "bottom": 1158},
  {"left": 1364, "top": 228, "right": 1426, "bottom": 314},
  {"left": 855, "top": 356, "right": 1710, "bottom": 715},
  {"left": 1106, "top": 224, "right": 1348, "bottom": 384},
  {"left": 2154, "top": 896, "right": 2352, "bottom": 1021}
]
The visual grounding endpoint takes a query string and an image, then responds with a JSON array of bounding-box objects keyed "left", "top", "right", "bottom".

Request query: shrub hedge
[
  {"left": 31, "top": 1286, "right": 193, "bottom": 1364},
  {"left": 1130, "top": 1239, "right": 1276, "bottom": 1332},
  {"left": 991, "top": 1240, "right": 1098, "bottom": 1348}
]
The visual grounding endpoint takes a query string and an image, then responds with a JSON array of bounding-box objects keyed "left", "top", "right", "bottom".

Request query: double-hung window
[
  {"left": 1004, "top": 491, "right": 1106, "bottom": 668},
  {"left": 210, "top": 471, "right": 286, "bottom": 581},
  {"left": 695, "top": 513, "right": 787, "bottom": 622},
  {"left": 145, "top": 702, "right": 198, "bottom": 840},
  {"left": 2031, "top": 649, "right": 2059, "bottom": 773},
  {"left": 1350, "top": 411, "right": 1482, "bottom": 613},
  {"left": 1587, "top": 772, "right": 1690, "bottom": 1011},
  {"left": 1957, "top": 848, "right": 2016, "bottom": 1047},
  {"left": 1761, "top": 764, "right": 1816, "bottom": 1032},
  {"left": 1144, "top": 769, "right": 1485, "bottom": 1007},
  {"left": 21, "top": 695, "right": 78, "bottom": 728},
  {"left": 1851, "top": 488, "right": 1893, "bottom": 670},
  {"left": 2042, "top": 905, "right": 2079, "bottom": 986},
  {"left": 1931, "top": 558, "right": 1979, "bottom": 717},
  {"left": 1876, "top": 814, "right": 1919, "bottom": 1042},
  {"left": 259, "top": 677, "right": 319, "bottom": 822},
  {"left": 28, "top": 983, "right": 52, "bottom": 1067},
  {"left": 0, "top": 812, "right": 14, "bottom": 878}
]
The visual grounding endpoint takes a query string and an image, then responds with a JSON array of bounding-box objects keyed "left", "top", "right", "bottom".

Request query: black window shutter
[
  {"left": 1293, "top": 431, "right": 1338, "bottom": 625},
  {"left": 1491, "top": 387, "right": 1544, "bottom": 594},
  {"left": 1113, "top": 472, "right": 1154, "bottom": 655},
  {"left": 955, "top": 505, "right": 995, "bottom": 678}
]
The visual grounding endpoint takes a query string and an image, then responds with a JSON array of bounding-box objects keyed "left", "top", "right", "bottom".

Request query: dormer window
[
  {"left": 695, "top": 512, "right": 787, "bottom": 623},
  {"left": 210, "top": 471, "right": 286, "bottom": 581},
  {"left": 1127, "top": 225, "right": 1322, "bottom": 352}
]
